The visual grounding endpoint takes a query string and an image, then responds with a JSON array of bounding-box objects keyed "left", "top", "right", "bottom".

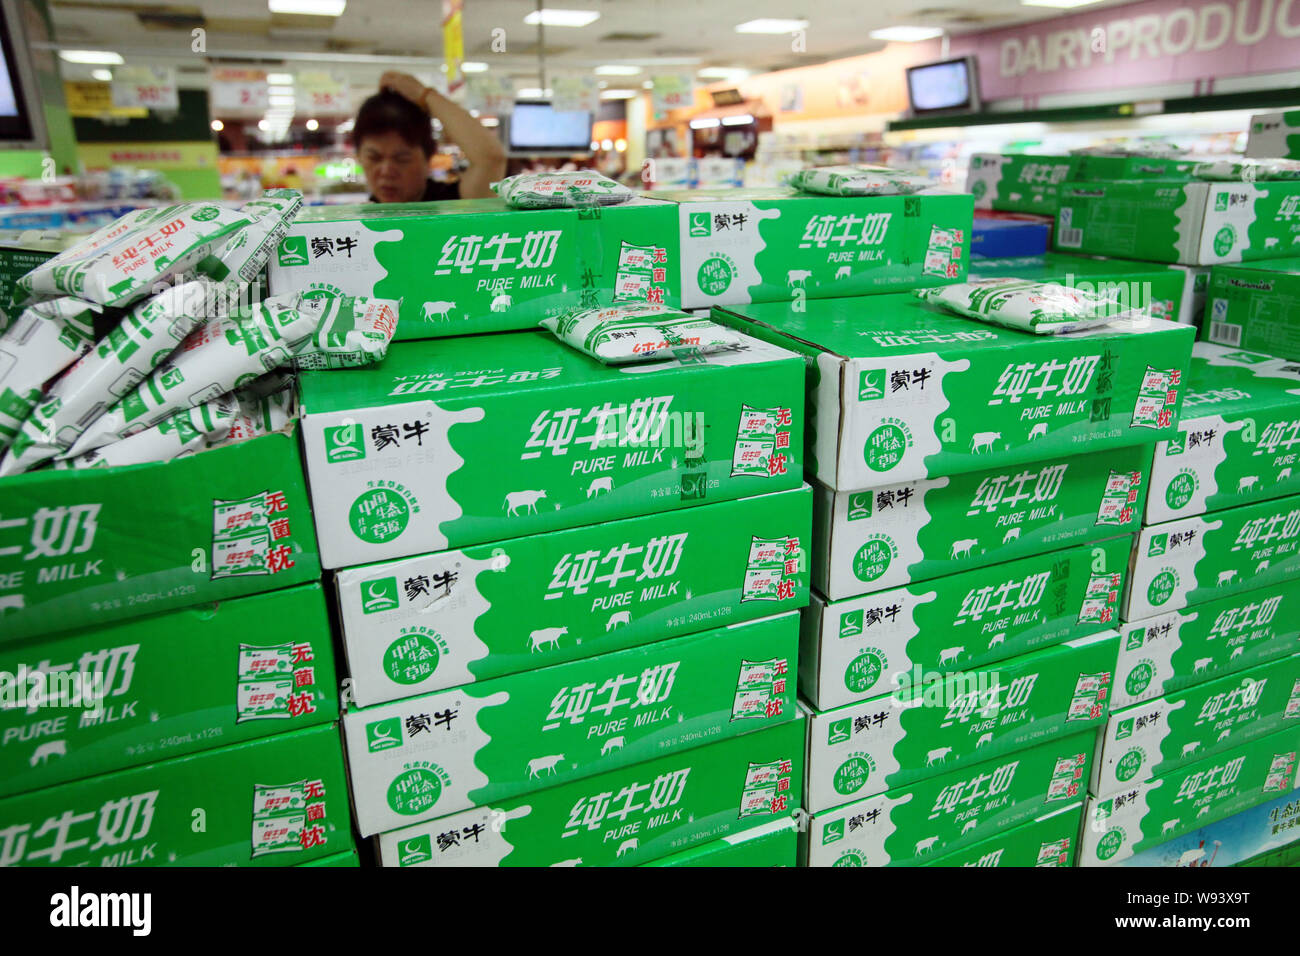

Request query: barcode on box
[
  {"left": 1209, "top": 321, "right": 1242, "bottom": 347},
  {"left": 1057, "top": 208, "right": 1082, "bottom": 249}
]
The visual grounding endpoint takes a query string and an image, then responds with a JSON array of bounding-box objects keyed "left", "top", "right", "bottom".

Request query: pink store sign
[{"left": 946, "top": 0, "right": 1300, "bottom": 102}]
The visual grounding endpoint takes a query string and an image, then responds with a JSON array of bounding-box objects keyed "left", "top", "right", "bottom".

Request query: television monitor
[
  {"left": 507, "top": 101, "right": 593, "bottom": 152},
  {"left": 905, "top": 56, "right": 980, "bottom": 116},
  {"left": 0, "top": 0, "right": 43, "bottom": 146}
]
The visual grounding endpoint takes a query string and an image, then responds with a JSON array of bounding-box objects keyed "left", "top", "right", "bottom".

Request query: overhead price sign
[
  {"left": 110, "top": 66, "right": 179, "bottom": 111},
  {"left": 210, "top": 68, "right": 269, "bottom": 114},
  {"left": 297, "top": 71, "right": 352, "bottom": 115}
]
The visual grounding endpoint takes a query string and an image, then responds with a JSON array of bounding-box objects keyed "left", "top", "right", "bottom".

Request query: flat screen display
[
  {"left": 508, "top": 102, "right": 593, "bottom": 151},
  {"left": 0, "top": 4, "right": 36, "bottom": 143},
  {"left": 906, "top": 58, "right": 979, "bottom": 114}
]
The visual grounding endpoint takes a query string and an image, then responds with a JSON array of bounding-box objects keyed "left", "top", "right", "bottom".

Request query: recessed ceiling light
[
  {"left": 689, "top": 118, "right": 720, "bottom": 129},
  {"left": 721, "top": 114, "right": 755, "bottom": 125},
  {"left": 59, "top": 50, "right": 124, "bottom": 65},
  {"left": 461, "top": 62, "right": 489, "bottom": 73},
  {"left": 257, "top": 119, "right": 271, "bottom": 131},
  {"left": 869, "top": 26, "right": 944, "bottom": 42},
  {"left": 614, "top": 138, "right": 627, "bottom": 151},
  {"left": 734, "top": 18, "right": 808, "bottom": 34},
  {"left": 268, "top": 0, "right": 346, "bottom": 15},
  {"left": 91, "top": 69, "right": 113, "bottom": 82},
  {"left": 210, "top": 119, "right": 225, "bottom": 132},
  {"left": 601, "top": 138, "right": 613, "bottom": 150},
  {"left": 267, "top": 73, "right": 294, "bottom": 85},
  {"left": 595, "top": 65, "right": 641, "bottom": 76},
  {"left": 523, "top": 8, "right": 600, "bottom": 27},
  {"left": 305, "top": 118, "right": 319, "bottom": 130},
  {"left": 590, "top": 139, "right": 600, "bottom": 150}
]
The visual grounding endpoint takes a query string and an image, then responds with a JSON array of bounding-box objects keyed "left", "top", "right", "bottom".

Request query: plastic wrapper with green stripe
[
  {"left": 198, "top": 189, "right": 303, "bottom": 290},
  {"left": 291, "top": 294, "right": 399, "bottom": 369},
  {"left": 1191, "top": 159, "right": 1300, "bottom": 182},
  {"left": 0, "top": 278, "right": 224, "bottom": 475},
  {"left": 0, "top": 297, "right": 98, "bottom": 453},
  {"left": 57, "top": 373, "right": 296, "bottom": 469},
  {"left": 786, "top": 164, "right": 932, "bottom": 197},
  {"left": 491, "top": 171, "right": 634, "bottom": 209},
  {"left": 914, "top": 278, "right": 1146, "bottom": 334},
  {"left": 65, "top": 295, "right": 317, "bottom": 456},
  {"left": 15, "top": 201, "right": 252, "bottom": 308},
  {"left": 541, "top": 302, "right": 740, "bottom": 364}
]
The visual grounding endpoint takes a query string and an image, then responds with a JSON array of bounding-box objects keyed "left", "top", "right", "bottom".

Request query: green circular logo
[
  {"left": 832, "top": 851, "right": 864, "bottom": 867},
  {"left": 193, "top": 206, "right": 221, "bottom": 222},
  {"left": 864, "top": 424, "right": 908, "bottom": 472},
  {"left": 1213, "top": 225, "right": 1236, "bottom": 258},
  {"left": 1147, "top": 570, "right": 1177, "bottom": 607},
  {"left": 387, "top": 768, "right": 443, "bottom": 816},
  {"left": 833, "top": 757, "right": 872, "bottom": 796},
  {"left": 852, "top": 539, "right": 893, "bottom": 583},
  {"left": 383, "top": 633, "right": 441, "bottom": 685},
  {"left": 971, "top": 180, "right": 987, "bottom": 200},
  {"left": 697, "top": 256, "right": 734, "bottom": 296},
  {"left": 349, "top": 489, "right": 411, "bottom": 544},
  {"left": 844, "top": 651, "right": 885, "bottom": 695},
  {"left": 1165, "top": 472, "right": 1196, "bottom": 510},
  {"left": 1095, "top": 828, "right": 1125, "bottom": 861},
  {"left": 1115, "top": 748, "right": 1145, "bottom": 782},
  {"left": 1125, "top": 660, "right": 1154, "bottom": 698}
]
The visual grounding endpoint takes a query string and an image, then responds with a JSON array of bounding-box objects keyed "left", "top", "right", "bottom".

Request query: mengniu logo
[
  {"left": 362, "top": 577, "right": 400, "bottom": 614},
  {"left": 1165, "top": 433, "right": 1185, "bottom": 456},
  {"left": 398, "top": 834, "right": 433, "bottom": 866},
  {"left": 1215, "top": 193, "right": 1230, "bottom": 212},
  {"left": 848, "top": 492, "right": 873, "bottom": 521},
  {"left": 1148, "top": 533, "right": 1169, "bottom": 557},
  {"left": 688, "top": 212, "right": 712, "bottom": 238},
  {"left": 823, "top": 819, "right": 846, "bottom": 844},
  {"left": 1115, "top": 717, "right": 1135, "bottom": 740},
  {"left": 828, "top": 718, "right": 851, "bottom": 745},
  {"left": 324, "top": 423, "right": 366, "bottom": 463},
  {"left": 366, "top": 716, "right": 403, "bottom": 753},
  {"left": 859, "top": 369, "right": 885, "bottom": 401},
  {"left": 278, "top": 235, "right": 310, "bottom": 267},
  {"left": 840, "top": 609, "right": 864, "bottom": 637},
  {"left": 193, "top": 206, "right": 221, "bottom": 222}
]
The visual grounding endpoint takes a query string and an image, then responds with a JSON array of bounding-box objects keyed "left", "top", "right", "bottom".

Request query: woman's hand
[{"left": 379, "top": 71, "right": 430, "bottom": 112}]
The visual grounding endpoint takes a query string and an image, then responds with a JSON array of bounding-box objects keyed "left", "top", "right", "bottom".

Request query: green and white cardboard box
[
  {"left": 716, "top": 295, "right": 1194, "bottom": 489},
  {"left": 967, "top": 154, "right": 1082, "bottom": 216},
  {"left": 802, "top": 536, "right": 1131, "bottom": 711},
  {"left": 376, "top": 715, "right": 804, "bottom": 867},
  {"left": 1203, "top": 257, "right": 1300, "bottom": 360},
  {"left": 267, "top": 197, "right": 680, "bottom": 341},
  {"left": 804, "top": 630, "right": 1118, "bottom": 812},
  {"left": 297, "top": 849, "right": 359, "bottom": 866},
  {"left": 1074, "top": 155, "right": 1198, "bottom": 181},
  {"left": 337, "top": 485, "right": 811, "bottom": 707},
  {"left": 1125, "top": 491, "right": 1300, "bottom": 621},
  {"left": 1147, "top": 342, "right": 1300, "bottom": 524},
  {"left": 655, "top": 187, "right": 972, "bottom": 310},
  {"left": 0, "top": 429, "right": 320, "bottom": 644},
  {"left": 643, "top": 816, "right": 797, "bottom": 867},
  {"left": 1115, "top": 577, "right": 1300, "bottom": 710},
  {"left": 298, "top": 330, "right": 805, "bottom": 568},
  {"left": 1055, "top": 180, "right": 1300, "bottom": 266},
  {"left": 813, "top": 444, "right": 1149, "bottom": 601},
  {"left": 0, "top": 722, "right": 349, "bottom": 867},
  {"left": 1079, "top": 725, "right": 1300, "bottom": 866},
  {"left": 922, "top": 801, "right": 1084, "bottom": 867},
  {"left": 1094, "top": 652, "right": 1300, "bottom": 798},
  {"left": 967, "top": 252, "right": 1200, "bottom": 326},
  {"left": 343, "top": 612, "right": 798, "bottom": 837},
  {"left": 802, "top": 728, "right": 1095, "bottom": 866},
  {"left": 0, "top": 583, "right": 337, "bottom": 798},
  {"left": 1245, "top": 111, "right": 1300, "bottom": 160},
  {"left": 0, "top": 233, "right": 69, "bottom": 326}
]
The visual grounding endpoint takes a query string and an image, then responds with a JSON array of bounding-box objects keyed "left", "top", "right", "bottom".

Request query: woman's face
[{"left": 358, "top": 130, "right": 430, "bottom": 203}]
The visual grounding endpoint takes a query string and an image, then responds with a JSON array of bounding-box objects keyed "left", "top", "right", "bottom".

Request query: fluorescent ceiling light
[
  {"left": 461, "top": 61, "right": 489, "bottom": 72},
  {"left": 689, "top": 117, "right": 720, "bottom": 129},
  {"left": 721, "top": 113, "right": 754, "bottom": 125},
  {"left": 698, "top": 67, "right": 748, "bottom": 80},
  {"left": 516, "top": 88, "right": 552, "bottom": 99},
  {"left": 595, "top": 65, "right": 641, "bottom": 76},
  {"left": 641, "top": 80, "right": 654, "bottom": 89},
  {"left": 1020, "top": 0, "right": 1105, "bottom": 6},
  {"left": 268, "top": 95, "right": 297, "bottom": 106},
  {"left": 268, "top": 85, "right": 294, "bottom": 96},
  {"left": 59, "top": 50, "right": 124, "bottom": 65},
  {"left": 524, "top": 8, "right": 600, "bottom": 27},
  {"left": 268, "top": 0, "right": 347, "bottom": 15},
  {"left": 481, "top": 117, "right": 499, "bottom": 127},
  {"left": 734, "top": 18, "right": 808, "bottom": 34},
  {"left": 600, "top": 89, "right": 638, "bottom": 100},
  {"left": 869, "top": 26, "right": 944, "bottom": 41},
  {"left": 267, "top": 73, "right": 294, "bottom": 85},
  {"left": 91, "top": 69, "right": 113, "bottom": 82}
]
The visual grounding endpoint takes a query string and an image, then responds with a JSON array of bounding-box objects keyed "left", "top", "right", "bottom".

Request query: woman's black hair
[{"left": 352, "top": 89, "right": 437, "bottom": 156}]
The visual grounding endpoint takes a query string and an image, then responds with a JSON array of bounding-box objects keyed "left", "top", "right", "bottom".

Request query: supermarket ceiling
[{"left": 46, "top": 0, "right": 1140, "bottom": 85}]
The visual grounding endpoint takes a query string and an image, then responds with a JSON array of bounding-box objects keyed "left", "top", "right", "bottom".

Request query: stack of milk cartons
[
  {"left": 714, "top": 281, "right": 1198, "bottom": 867},
  {"left": 279, "top": 191, "right": 825, "bottom": 867},
  {"left": 0, "top": 198, "right": 360, "bottom": 869},
  {"left": 1079, "top": 341, "right": 1300, "bottom": 866}
]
